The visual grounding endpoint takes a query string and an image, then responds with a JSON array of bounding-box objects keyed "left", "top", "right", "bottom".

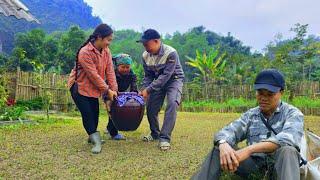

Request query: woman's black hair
[{"left": 75, "top": 24, "right": 113, "bottom": 81}]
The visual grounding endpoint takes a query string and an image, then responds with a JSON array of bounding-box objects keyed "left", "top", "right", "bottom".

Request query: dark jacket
[
  {"left": 103, "top": 69, "right": 138, "bottom": 102},
  {"left": 115, "top": 69, "right": 138, "bottom": 92}
]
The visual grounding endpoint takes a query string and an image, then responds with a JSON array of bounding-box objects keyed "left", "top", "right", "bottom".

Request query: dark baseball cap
[
  {"left": 136, "top": 29, "right": 161, "bottom": 43},
  {"left": 254, "top": 69, "right": 285, "bottom": 93}
]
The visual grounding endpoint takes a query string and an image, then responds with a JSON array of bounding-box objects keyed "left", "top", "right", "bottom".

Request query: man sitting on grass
[{"left": 192, "top": 69, "right": 304, "bottom": 180}]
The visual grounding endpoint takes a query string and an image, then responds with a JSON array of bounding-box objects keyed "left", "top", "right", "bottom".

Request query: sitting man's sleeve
[
  {"left": 214, "top": 111, "right": 251, "bottom": 147},
  {"left": 262, "top": 107, "right": 304, "bottom": 150}
]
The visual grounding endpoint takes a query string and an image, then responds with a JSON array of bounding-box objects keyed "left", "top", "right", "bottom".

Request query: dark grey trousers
[
  {"left": 146, "top": 79, "right": 183, "bottom": 142},
  {"left": 192, "top": 146, "right": 301, "bottom": 180}
]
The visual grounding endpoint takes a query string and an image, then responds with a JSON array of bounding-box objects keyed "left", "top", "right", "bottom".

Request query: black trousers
[
  {"left": 107, "top": 117, "right": 118, "bottom": 137},
  {"left": 70, "top": 84, "right": 99, "bottom": 135}
]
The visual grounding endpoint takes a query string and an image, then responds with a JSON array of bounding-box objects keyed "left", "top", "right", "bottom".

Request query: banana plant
[{"left": 186, "top": 48, "right": 227, "bottom": 98}]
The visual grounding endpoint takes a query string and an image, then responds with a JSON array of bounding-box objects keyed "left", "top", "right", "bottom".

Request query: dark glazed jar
[{"left": 110, "top": 92, "right": 145, "bottom": 131}]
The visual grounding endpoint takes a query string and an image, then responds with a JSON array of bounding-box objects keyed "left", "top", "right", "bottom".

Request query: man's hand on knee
[
  {"left": 219, "top": 143, "right": 239, "bottom": 172},
  {"left": 234, "top": 142, "right": 279, "bottom": 164}
]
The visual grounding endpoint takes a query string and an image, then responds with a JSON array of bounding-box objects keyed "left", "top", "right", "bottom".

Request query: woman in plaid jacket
[{"left": 67, "top": 24, "right": 118, "bottom": 154}]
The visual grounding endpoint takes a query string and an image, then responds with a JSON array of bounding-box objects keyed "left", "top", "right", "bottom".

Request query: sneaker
[
  {"left": 142, "top": 134, "right": 158, "bottom": 142},
  {"left": 111, "top": 134, "right": 126, "bottom": 140},
  {"left": 159, "top": 141, "right": 170, "bottom": 151}
]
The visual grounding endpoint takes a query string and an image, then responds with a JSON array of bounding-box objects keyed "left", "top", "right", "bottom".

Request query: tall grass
[
  {"left": 183, "top": 98, "right": 257, "bottom": 109},
  {"left": 183, "top": 97, "right": 320, "bottom": 109}
]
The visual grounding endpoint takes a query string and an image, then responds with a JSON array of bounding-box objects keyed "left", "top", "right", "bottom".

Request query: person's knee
[
  {"left": 275, "top": 146, "right": 300, "bottom": 166},
  {"left": 276, "top": 146, "right": 299, "bottom": 156},
  {"left": 274, "top": 146, "right": 300, "bottom": 179},
  {"left": 167, "top": 100, "right": 178, "bottom": 109}
]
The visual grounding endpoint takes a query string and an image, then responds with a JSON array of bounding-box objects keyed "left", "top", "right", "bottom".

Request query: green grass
[{"left": 0, "top": 111, "right": 319, "bottom": 179}]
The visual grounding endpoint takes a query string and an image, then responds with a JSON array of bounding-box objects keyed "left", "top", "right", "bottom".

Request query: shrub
[
  {"left": 16, "top": 97, "right": 45, "bottom": 110},
  {"left": 292, "top": 96, "right": 320, "bottom": 108},
  {"left": 0, "top": 106, "right": 27, "bottom": 121}
]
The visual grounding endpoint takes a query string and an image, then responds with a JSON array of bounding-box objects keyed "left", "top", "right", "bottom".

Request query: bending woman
[{"left": 67, "top": 24, "right": 118, "bottom": 154}]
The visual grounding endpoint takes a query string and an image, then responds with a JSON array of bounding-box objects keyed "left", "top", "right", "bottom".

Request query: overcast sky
[{"left": 84, "top": 0, "right": 320, "bottom": 52}]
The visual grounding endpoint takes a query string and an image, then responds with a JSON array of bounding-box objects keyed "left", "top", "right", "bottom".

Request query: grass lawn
[{"left": 0, "top": 111, "right": 319, "bottom": 179}]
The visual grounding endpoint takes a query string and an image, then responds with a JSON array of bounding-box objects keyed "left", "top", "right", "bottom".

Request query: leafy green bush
[
  {"left": 183, "top": 98, "right": 256, "bottom": 109},
  {"left": 0, "top": 71, "right": 8, "bottom": 108},
  {"left": 183, "top": 96, "right": 320, "bottom": 110},
  {"left": 16, "top": 97, "right": 45, "bottom": 110},
  {"left": 224, "top": 98, "right": 256, "bottom": 108},
  {"left": 292, "top": 96, "right": 320, "bottom": 108},
  {"left": 0, "top": 106, "right": 26, "bottom": 121}
]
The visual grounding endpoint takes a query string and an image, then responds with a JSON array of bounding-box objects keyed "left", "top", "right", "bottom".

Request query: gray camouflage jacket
[
  {"left": 141, "top": 43, "right": 184, "bottom": 93},
  {"left": 214, "top": 101, "right": 304, "bottom": 151}
]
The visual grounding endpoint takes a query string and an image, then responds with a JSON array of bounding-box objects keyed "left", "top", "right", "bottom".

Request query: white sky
[{"left": 84, "top": 0, "right": 320, "bottom": 51}]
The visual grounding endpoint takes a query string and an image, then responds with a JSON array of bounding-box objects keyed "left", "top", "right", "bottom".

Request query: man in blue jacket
[{"left": 137, "top": 29, "right": 184, "bottom": 150}]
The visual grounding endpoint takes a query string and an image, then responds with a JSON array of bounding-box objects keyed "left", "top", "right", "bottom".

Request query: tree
[
  {"left": 109, "top": 29, "right": 144, "bottom": 65},
  {"left": 165, "top": 27, "right": 211, "bottom": 80},
  {"left": 43, "top": 35, "right": 60, "bottom": 72},
  {"left": 2, "top": 23, "right": 319, "bottom": 92},
  {"left": 58, "top": 26, "right": 87, "bottom": 74},
  {"left": 186, "top": 48, "right": 226, "bottom": 98},
  {"left": 11, "top": 29, "right": 46, "bottom": 71},
  {"left": 165, "top": 26, "right": 251, "bottom": 81},
  {"left": 0, "top": 53, "right": 8, "bottom": 68},
  {"left": 263, "top": 23, "right": 320, "bottom": 99}
]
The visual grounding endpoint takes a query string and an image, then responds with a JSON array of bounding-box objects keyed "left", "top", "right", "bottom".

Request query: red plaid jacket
[{"left": 67, "top": 42, "right": 118, "bottom": 98}]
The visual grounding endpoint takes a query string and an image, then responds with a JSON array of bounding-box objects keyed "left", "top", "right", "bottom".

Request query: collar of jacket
[
  {"left": 254, "top": 101, "right": 283, "bottom": 115},
  {"left": 87, "top": 42, "right": 107, "bottom": 55}
]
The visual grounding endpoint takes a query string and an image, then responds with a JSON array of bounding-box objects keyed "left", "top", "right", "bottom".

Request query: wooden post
[{"left": 14, "top": 67, "right": 20, "bottom": 100}]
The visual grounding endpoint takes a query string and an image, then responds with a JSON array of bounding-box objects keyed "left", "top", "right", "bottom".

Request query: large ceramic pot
[{"left": 110, "top": 92, "right": 145, "bottom": 131}]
